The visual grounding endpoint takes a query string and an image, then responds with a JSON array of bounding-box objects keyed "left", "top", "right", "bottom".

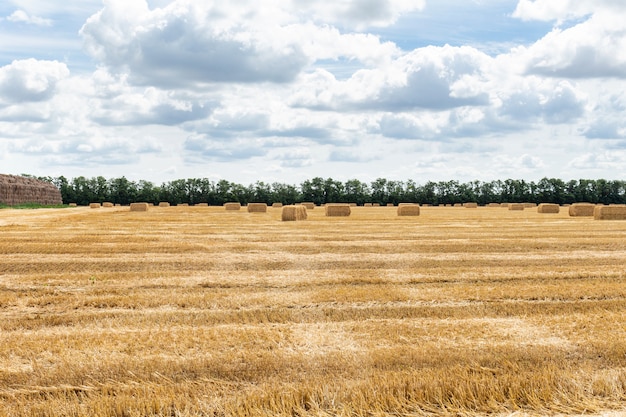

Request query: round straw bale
[
  {"left": 594, "top": 205, "right": 626, "bottom": 220},
  {"left": 130, "top": 202, "right": 149, "bottom": 212},
  {"left": 523, "top": 203, "right": 536, "bottom": 208},
  {"left": 508, "top": 203, "right": 524, "bottom": 211},
  {"left": 281, "top": 205, "right": 307, "bottom": 221},
  {"left": 272, "top": 202, "right": 283, "bottom": 208},
  {"left": 364, "top": 203, "right": 373, "bottom": 207},
  {"left": 89, "top": 203, "right": 101, "bottom": 209},
  {"left": 537, "top": 203, "right": 560, "bottom": 213},
  {"left": 325, "top": 204, "right": 351, "bottom": 217},
  {"left": 247, "top": 203, "right": 267, "bottom": 213},
  {"left": 387, "top": 203, "right": 394, "bottom": 207},
  {"left": 300, "top": 202, "right": 315, "bottom": 209},
  {"left": 464, "top": 202, "right": 478, "bottom": 208},
  {"left": 158, "top": 202, "right": 170, "bottom": 207},
  {"left": 69, "top": 203, "right": 77, "bottom": 207},
  {"left": 488, "top": 203, "right": 501, "bottom": 207},
  {"left": 102, "top": 202, "right": 114, "bottom": 208},
  {"left": 224, "top": 202, "right": 241, "bottom": 211},
  {"left": 397, "top": 204, "right": 420, "bottom": 216},
  {"left": 569, "top": 203, "right": 596, "bottom": 217}
]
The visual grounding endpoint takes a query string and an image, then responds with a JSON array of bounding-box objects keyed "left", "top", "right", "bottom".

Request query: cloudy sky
[{"left": 1, "top": 0, "right": 625, "bottom": 185}]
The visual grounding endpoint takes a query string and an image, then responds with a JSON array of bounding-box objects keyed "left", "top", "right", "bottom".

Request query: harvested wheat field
[{"left": 1, "top": 205, "right": 626, "bottom": 416}]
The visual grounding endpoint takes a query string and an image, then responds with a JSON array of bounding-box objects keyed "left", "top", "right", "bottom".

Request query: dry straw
[
  {"left": 594, "top": 205, "right": 626, "bottom": 220},
  {"left": 247, "top": 203, "right": 267, "bottom": 213},
  {"left": 89, "top": 203, "right": 101, "bottom": 209},
  {"left": 158, "top": 202, "right": 170, "bottom": 207},
  {"left": 0, "top": 174, "right": 63, "bottom": 206},
  {"left": 397, "top": 204, "right": 420, "bottom": 216},
  {"left": 464, "top": 202, "right": 478, "bottom": 208},
  {"left": 325, "top": 204, "right": 351, "bottom": 217},
  {"left": 524, "top": 203, "right": 537, "bottom": 208},
  {"left": 537, "top": 203, "right": 560, "bottom": 213},
  {"left": 300, "top": 202, "right": 315, "bottom": 209},
  {"left": 281, "top": 205, "right": 307, "bottom": 221},
  {"left": 569, "top": 203, "right": 595, "bottom": 217},
  {"left": 224, "top": 202, "right": 241, "bottom": 211},
  {"left": 272, "top": 202, "right": 283, "bottom": 208},
  {"left": 488, "top": 203, "right": 501, "bottom": 207},
  {"left": 103, "top": 202, "right": 114, "bottom": 208},
  {"left": 508, "top": 203, "right": 524, "bottom": 211},
  {"left": 130, "top": 202, "right": 149, "bottom": 212}
]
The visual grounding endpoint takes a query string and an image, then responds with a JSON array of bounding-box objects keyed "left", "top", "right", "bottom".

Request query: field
[{"left": 1, "top": 205, "right": 625, "bottom": 416}]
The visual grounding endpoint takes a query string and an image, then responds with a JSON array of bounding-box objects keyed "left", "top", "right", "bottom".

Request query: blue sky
[{"left": 1, "top": 0, "right": 625, "bottom": 185}]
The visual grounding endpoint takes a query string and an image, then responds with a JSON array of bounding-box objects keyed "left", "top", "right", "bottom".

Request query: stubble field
[{"left": 0, "top": 205, "right": 625, "bottom": 416}]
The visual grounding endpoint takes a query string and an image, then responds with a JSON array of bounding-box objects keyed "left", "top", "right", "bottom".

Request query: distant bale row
[
  {"left": 247, "top": 203, "right": 267, "bottom": 213},
  {"left": 537, "top": 203, "right": 559, "bottom": 213},
  {"left": 0, "top": 174, "right": 63, "bottom": 206},
  {"left": 594, "top": 205, "right": 626, "bottom": 220},
  {"left": 325, "top": 204, "right": 351, "bottom": 217},
  {"left": 569, "top": 203, "right": 596, "bottom": 217},
  {"left": 281, "top": 205, "right": 307, "bottom": 221},
  {"left": 397, "top": 204, "right": 420, "bottom": 216}
]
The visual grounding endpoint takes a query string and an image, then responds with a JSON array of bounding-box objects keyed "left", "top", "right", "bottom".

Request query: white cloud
[
  {"left": 0, "top": 59, "right": 69, "bottom": 105},
  {"left": 6, "top": 9, "right": 52, "bottom": 26}
]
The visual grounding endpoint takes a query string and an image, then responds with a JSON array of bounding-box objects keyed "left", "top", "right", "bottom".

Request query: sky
[{"left": 1, "top": 0, "right": 626, "bottom": 186}]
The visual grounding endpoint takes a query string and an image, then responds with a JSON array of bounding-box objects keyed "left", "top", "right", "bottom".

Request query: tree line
[{"left": 30, "top": 175, "right": 626, "bottom": 207}]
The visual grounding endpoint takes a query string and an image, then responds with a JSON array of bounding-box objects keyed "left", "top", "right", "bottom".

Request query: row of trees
[{"left": 37, "top": 176, "right": 626, "bottom": 206}]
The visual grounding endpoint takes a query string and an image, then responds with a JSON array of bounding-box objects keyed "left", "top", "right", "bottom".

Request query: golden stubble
[{"left": 1, "top": 205, "right": 626, "bottom": 416}]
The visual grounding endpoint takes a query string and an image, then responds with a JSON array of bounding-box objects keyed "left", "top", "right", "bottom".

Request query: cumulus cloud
[
  {"left": 80, "top": 0, "right": 308, "bottom": 87},
  {"left": 0, "top": 59, "right": 69, "bottom": 105},
  {"left": 512, "top": 4, "right": 626, "bottom": 79},
  {"left": 292, "top": 45, "right": 490, "bottom": 111}
]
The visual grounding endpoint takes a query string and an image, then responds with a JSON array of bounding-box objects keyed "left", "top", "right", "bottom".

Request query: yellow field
[{"left": 1, "top": 205, "right": 625, "bottom": 416}]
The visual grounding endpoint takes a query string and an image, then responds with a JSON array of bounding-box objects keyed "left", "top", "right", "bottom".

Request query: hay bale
[
  {"left": 300, "top": 202, "right": 315, "bottom": 209},
  {"left": 508, "top": 203, "right": 524, "bottom": 211},
  {"left": 523, "top": 203, "right": 536, "bottom": 208},
  {"left": 397, "top": 204, "right": 420, "bottom": 216},
  {"left": 89, "top": 203, "right": 101, "bottom": 209},
  {"left": 325, "top": 204, "right": 351, "bottom": 217},
  {"left": 102, "top": 202, "right": 114, "bottom": 208},
  {"left": 281, "top": 205, "right": 307, "bottom": 221},
  {"left": 537, "top": 203, "right": 560, "bottom": 213},
  {"left": 158, "top": 202, "right": 170, "bottom": 207},
  {"left": 0, "top": 174, "right": 63, "bottom": 206},
  {"left": 500, "top": 203, "right": 509, "bottom": 208},
  {"left": 364, "top": 203, "right": 373, "bottom": 207},
  {"left": 69, "top": 203, "right": 77, "bottom": 207},
  {"left": 464, "top": 202, "right": 478, "bottom": 208},
  {"left": 387, "top": 203, "right": 394, "bottom": 207},
  {"left": 224, "top": 202, "right": 241, "bottom": 211},
  {"left": 349, "top": 203, "right": 357, "bottom": 207},
  {"left": 488, "top": 203, "right": 500, "bottom": 207},
  {"left": 130, "top": 202, "right": 149, "bottom": 212},
  {"left": 569, "top": 203, "right": 596, "bottom": 217},
  {"left": 594, "top": 205, "right": 626, "bottom": 220},
  {"left": 272, "top": 202, "right": 283, "bottom": 208},
  {"left": 247, "top": 203, "right": 267, "bottom": 213}
]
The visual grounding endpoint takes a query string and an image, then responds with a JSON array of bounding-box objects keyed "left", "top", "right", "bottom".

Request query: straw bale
[
  {"left": 537, "top": 203, "right": 560, "bottom": 213},
  {"left": 158, "top": 202, "right": 170, "bottom": 207},
  {"left": 102, "top": 202, "right": 114, "bottom": 208},
  {"left": 508, "top": 203, "right": 524, "bottom": 211},
  {"left": 247, "top": 203, "right": 267, "bottom": 213},
  {"left": 69, "top": 203, "right": 77, "bottom": 207},
  {"left": 272, "top": 202, "right": 283, "bottom": 208},
  {"left": 523, "top": 203, "right": 536, "bottom": 208},
  {"left": 500, "top": 203, "right": 509, "bottom": 208},
  {"left": 453, "top": 203, "right": 463, "bottom": 207},
  {"left": 387, "top": 203, "right": 394, "bottom": 207},
  {"left": 300, "top": 202, "right": 315, "bottom": 209},
  {"left": 89, "top": 203, "right": 101, "bottom": 209},
  {"left": 364, "top": 203, "right": 373, "bottom": 207},
  {"left": 130, "top": 202, "right": 149, "bottom": 212},
  {"left": 488, "top": 203, "right": 501, "bottom": 207},
  {"left": 325, "top": 204, "right": 351, "bottom": 217},
  {"left": 349, "top": 203, "right": 357, "bottom": 207},
  {"left": 464, "top": 202, "right": 478, "bottom": 208},
  {"left": 0, "top": 174, "right": 63, "bottom": 206},
  {"left": 397, "top": 204, "right": 420, "bottom": 216},
  {"left": 569, "top": 203, "right": 596, "bottom": 217},
  {"left": 594, "top": 205, "right": 626, "bottom": 220},
  {"left": 224, "top": 202, "right": 241, "bottom": 211},
  {"left": 281, "top": 205, "right": 307, "bottom": 221},
  {"left": 373, "top": 203, "right": 380, "bottom": 207}
]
